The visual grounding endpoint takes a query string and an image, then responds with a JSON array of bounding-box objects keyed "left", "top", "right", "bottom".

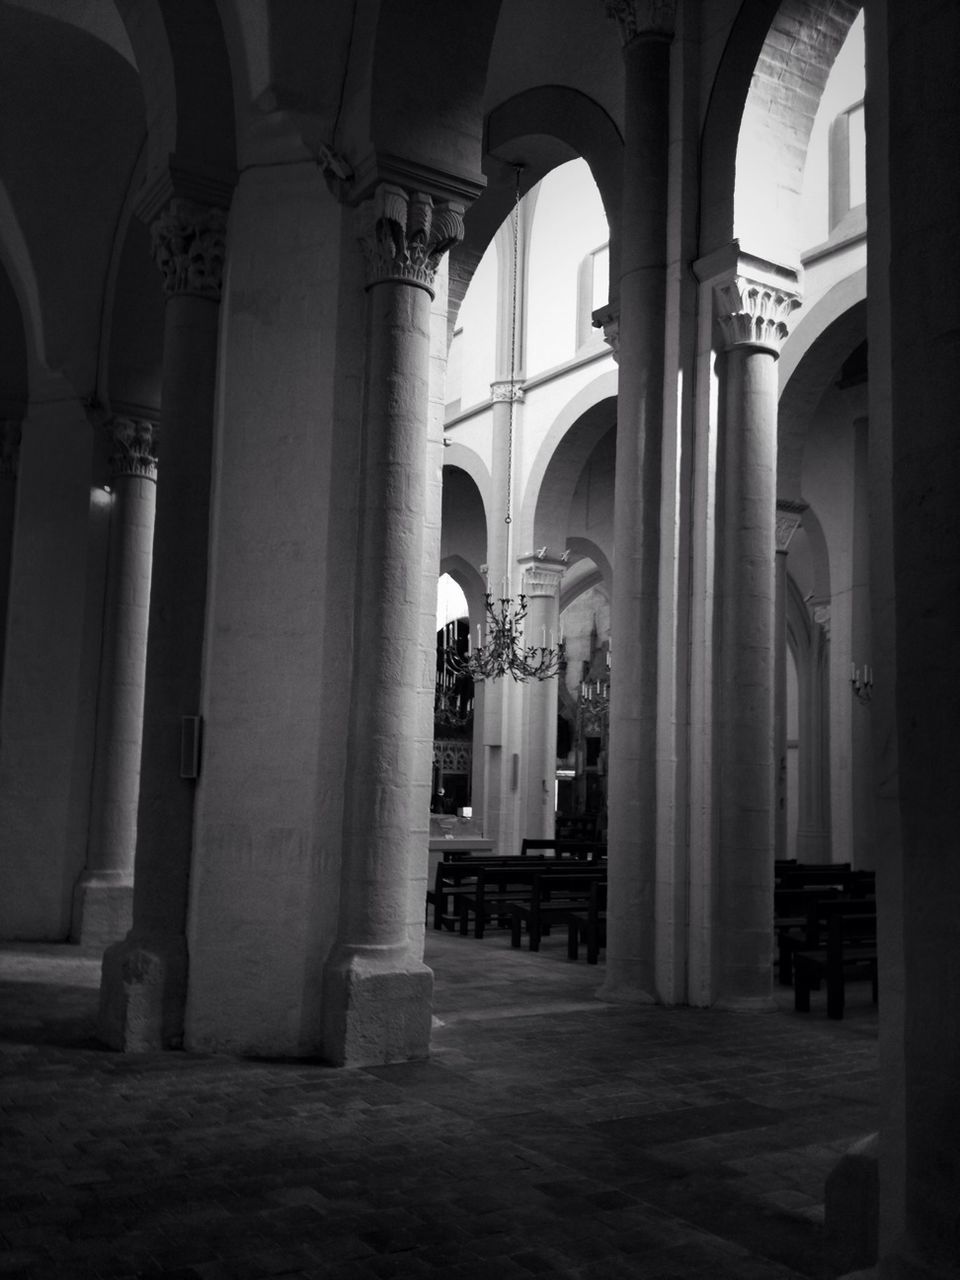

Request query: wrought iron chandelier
[
  {"left": 448, "top": 591, "right": 564, "bottom": 683},
  {"left": 446, "top": 164, "right": 564, "bottom": 684}
]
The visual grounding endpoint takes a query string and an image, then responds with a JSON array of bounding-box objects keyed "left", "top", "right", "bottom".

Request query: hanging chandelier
[
  {"left": 445, "top": 164, "right": 564, "bottom": 683},
  {"left": 447, "top": 591, "right": 564, "bottom": 683}
]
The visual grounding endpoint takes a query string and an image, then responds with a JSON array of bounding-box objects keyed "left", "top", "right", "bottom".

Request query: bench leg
[
  {"left": 794, "top": 967, "right": 812, "bottom": 1013},
  {"left": 567, "top": 921, "right": 580, "bottom": 961},
  {"left": 510, "top": 911, "right": 523, "bottom": 949},
  {"left": 827, "top": 972, "right": 845, "bottom": 1020}
]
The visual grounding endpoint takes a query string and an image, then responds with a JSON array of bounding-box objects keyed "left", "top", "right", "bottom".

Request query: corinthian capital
[
  {"left": 714, "top": 275, "right": 801, "bottom": 356},
  {"left": 604, "top": 0, "right": 676, "bottom": 41},
  {"left": 151, "top": 199, "right": 227, "bottom": 300},
  {"left": 519, "top": 553, "right": 566, "bottom": 597},
  {"left": 775, "top": 499, "right": 807, "bottom": 552},
  {"left": 107, "top": 416, "right": 159, "bottom": 482},
  {"left": 0, "top": 420, "right": 22, "bottom": 480},
  {"left": 358, "top": 185, "right": 464, "bottom": 297}
]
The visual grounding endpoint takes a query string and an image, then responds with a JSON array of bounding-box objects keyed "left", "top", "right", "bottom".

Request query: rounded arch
[
  {"left": 699, "top": 0, "right": 861, "bottom": 261},
  {"left": 439, "top": 553, "right": 488, "bottom": 634},
  {"left": 441, "top": 442, "right": 491, "bottom": 517},
  {"left": 516, "top": 371, "right": 618, "bottom": 553},
  {"left": 0, "top": 180, "right": 45, "bottom": 384},
  {"left": 778, "top": 271, "right": 867, "bottom": 498},
  {"left": 114, "top": 0, "right": 237, "bottom": 202},
  {"left": 449, "top": 85, "right": 622, "bottom": 331},
  {"left": 367, "top": 0, "right": 501, "bottom": 198},
  {"left": 560, "top": 536, "right": 612, "bottom": 610}
]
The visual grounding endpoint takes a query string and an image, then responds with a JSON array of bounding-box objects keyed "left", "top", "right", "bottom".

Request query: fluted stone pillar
[
  {"left": 518, "top": 556, "right": 565, "bottom": 841},
  {"left": 73, "top": 417, "right": 158, "bottom": 947},
  {"left": 774, "top": 500, "right": 805, "bottom": 860},
  {"left": 600, "top": 0, "right": 673, "bottom": 1003},
  {"left": 321, "top": 184, "right": 465, "bottom": 1067},
  {"left": 0, "top": 421, "right": 21, "bottom": 695},
  {"left": 713, "top": 260, "right": 800, "bottom": 1009},
  {"left": 99, "top": 198, "right": 227, "bottom": 1051}
]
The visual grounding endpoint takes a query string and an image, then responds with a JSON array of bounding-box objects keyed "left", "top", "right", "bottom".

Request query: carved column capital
[
  {"left": 0, "top": 420, "right": 22, "bottom": 480},
  {"left": 151, "top": 199, "right": 227, "bottom": 300},
  {"left": 812, "top": 602, "right": 831, "bottom": 638},
  {"left": 518, "top": 553, "right": 566, "bottom": 597},
  {"left": 106, "top": 416, "right": 159, "bottom": 482},
  {"left": 357, "top": 184, "right": 465, "bottom": 298},
  {"left": 490, "top": 379, "right": 525, "bottom": 403},
  {"left": 714, "top": 274, "right": 801, "bottom": 356},
  {"left": 775, "top": 498, "right": 807, "bottom": 552},
  {"left": 604, "top": 0, "right": 676, "bottom": 41},
  {"left": 592, "top": 304, "right": 620, "bottom": 363}
]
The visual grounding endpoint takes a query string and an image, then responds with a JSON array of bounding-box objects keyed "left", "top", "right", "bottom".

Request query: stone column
[
  {"left": 713, "top": 261, "right": 800, "bottom": 1009},
  {"left": 321, "top": 183, "right": 465, "bottom": 1067},
  {"left": 0, "top": 420, "right": 21, "bottom": 696},
  {"left": 600, "top": 0, "right": 673, "bottom": 1003},
  {"left": 774, "top": 500, "right": 805, "bottom": 860},
  {"left": 99, "top": 198, "right": 227, "bottom": 1051},
  {"left": 881, "top": 3, "right": 960, "bottom": 1274},
  {"left": 73, "top": 417, "right": 158, "bottom": 947},
  {"left": 517, "top": 555, "right": 565, "bottom": 841}
]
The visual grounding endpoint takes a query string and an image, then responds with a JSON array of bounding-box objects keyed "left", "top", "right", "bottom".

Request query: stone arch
[
  {"left": 515, "top": 372, "right": 618, "bottom": 555},
  {"left": 699, "top": 0, "right": 862, "bottom": 260},
  {"left": 0, "top": 182, "right": 44, "bottom": 388},
  {"left": 113, "top": 0, "right": 237, "bottom": 203},
  {"left": 366, "top": 0, "right": 502, "bottom": 196},
  {"left": 779, "top": 274, "right": 867, "bottom": 498},
  {"left": 560, "top": 536, "right": 612, "bottom": 610},
  {"left": 440, "top": 462, "right": 488, "bottom": 585},
  {"left": 450, "top": 86, "right": 623, "bottom": 331},
  {"left": 441, "top": 446, "right": 492, "bottom": 554}
]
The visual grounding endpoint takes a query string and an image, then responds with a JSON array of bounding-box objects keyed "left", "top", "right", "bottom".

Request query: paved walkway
[{"left": 0, "top": 928, "right": 879, "bottom": 1279}]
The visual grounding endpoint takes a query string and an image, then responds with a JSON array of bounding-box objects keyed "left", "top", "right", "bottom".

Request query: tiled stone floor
[{"left": 0, "top": 928, "right": 879, "bottom": 1279}]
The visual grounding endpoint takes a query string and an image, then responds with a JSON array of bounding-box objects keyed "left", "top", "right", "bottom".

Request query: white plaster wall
[
  {"left": 800, "top": 12, "right": 865, "bottom": 251},
  {"left": 526, "top": 161, "right": 608, "bottom": 377},
  {"left": 184, "top": 166, "right": 360, "bottom": 1055},
  {"left": 0, "top": 397, "right": 98, "bottom": 938}
]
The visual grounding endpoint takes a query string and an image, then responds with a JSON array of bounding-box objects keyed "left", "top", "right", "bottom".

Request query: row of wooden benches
[
  {"left": 774, "top": 864, "right": 877, "bottom": 1019},
  {"left": 428, "top": 851, "right": 877, "bottom": 1013},
  {"left": 427, "top": 850, "right": 608, "bottom": 963}
]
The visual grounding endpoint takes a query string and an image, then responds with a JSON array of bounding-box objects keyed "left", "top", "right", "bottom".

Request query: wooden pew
[
  {"left": 792, "top": 901, "right": 878, "bottom": 1019},
  {"left": 507, "top": 868, "right": 606, "bottom": 952},
  {"left": 457, "top": 860, "right": 606, "bottom": 940},
  {"left": 775, "top": 869, "right": 876, "bottom": 984},
  {"left": 428, "top": 856, "right": 534, "bottom": 932},
  {"left": 564, "top": 879, "right": 607, "bottom": 964},
  {"left": 519, "top": 838, "right": 606, "bottom": 862}
]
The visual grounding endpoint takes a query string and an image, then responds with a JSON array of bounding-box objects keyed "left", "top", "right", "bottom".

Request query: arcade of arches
[{"left": 0, "top": 3, "right": 956, "bottom": 1276}]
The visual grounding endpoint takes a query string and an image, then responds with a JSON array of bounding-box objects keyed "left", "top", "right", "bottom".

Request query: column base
[
  {"left": 713, "top": 994, "right": 778, "bottom": 1013},
  {"left": 880, "top": 1241, "right": 960, "bottom": 1280},
  {"left": 598, "top": 962, "right": 658, "bottom": 1004},
  {"left": 71, "top": 871, "right": 132, "bottom": 948},
  {"left": 825, "top": 1133, "right": 879, "bottom": 1278},
  {"left": 321, "top": 946, "right": 433, "bottom": 1067},
  {"left": 98, "top": 931, "right": 187, "bottom": 1052}
]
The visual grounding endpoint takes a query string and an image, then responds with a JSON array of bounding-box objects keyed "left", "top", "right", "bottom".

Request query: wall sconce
[{"left": 850, "top": 663, "right": 873, "bottom": 703}]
